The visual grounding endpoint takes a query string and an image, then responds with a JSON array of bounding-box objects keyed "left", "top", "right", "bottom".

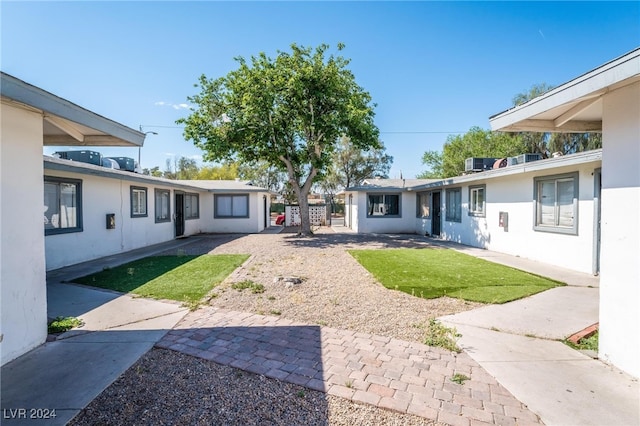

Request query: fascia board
[
  {"left": 2, "top": 72, "right": 144, "bottom": 146},
  {"left": 407, "top": 150, "right": 602, "bottom": 191},
  {"left": 44, "top": 157, "right": 207, "bottom": 192},
  {"left": 489, "top": 49, "right": 640, "bottom": 130}
]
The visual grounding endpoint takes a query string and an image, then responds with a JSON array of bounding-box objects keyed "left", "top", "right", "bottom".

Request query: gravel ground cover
[
  {"left": 71, "top": 227, "right": 483, "bottom": 425},
  {"left": 71, "top": 348, "right": 447, "bottom": 426},
  {"left": 192, "top": 228, "right": 481, "bottom": 343}
]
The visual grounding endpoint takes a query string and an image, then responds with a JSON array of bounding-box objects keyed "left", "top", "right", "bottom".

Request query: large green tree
[
  {"left": 321, "top": 136, "right": 393, "bottom": 194},
  {"left": 178, "top": 43, "right": 379, "bottom": 235},
  {"left": 419, "top": 83, "right": 602, "bottom": 179},
  {"left": 237, "top": 160, "right": 287, "bottom": 193},
  {"left": 196, "top": 162, "right": 239, "bottom": 180},
  {"left": 417, "top": 127, "right": 526, "bottom": 178}
]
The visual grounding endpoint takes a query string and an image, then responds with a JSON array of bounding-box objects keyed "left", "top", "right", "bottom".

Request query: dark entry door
[
  {"left": 593, "top": 169, "right": 601, "bottom": 275},
  {"left": 348, "top": 195, "right": 353, "bottom": 229},
  {"left": 175, "top": 192, "right": 185, "bottom": 237},
  {"left": 431, "top": 192, "right": 441, "bottom": 237},
  {"left": 263, "top": 195, "right": 268, "bottom": 229}
]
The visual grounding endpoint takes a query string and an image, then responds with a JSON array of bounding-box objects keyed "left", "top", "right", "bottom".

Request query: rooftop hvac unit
[
  {"left": 465, "top": 157, "right": 497, "bottom": 172},
  {"left": 53, "top": 150, "right": 103, "bottom": 166},
  {"left": 507, "top": 157, "right": 519, "bottom": 166},
  {"left": 106, "top": 157, "right": 137, "bottom": 172},
  {"left": 517, "top": 153, "right": 543, "bottom": 164},
  {"left": 101, "top": 158, "right": 121, "bottom": 169}
]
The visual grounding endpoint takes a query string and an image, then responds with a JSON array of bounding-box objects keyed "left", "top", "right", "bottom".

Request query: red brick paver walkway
[{"left": 157, "top": 307, "right": 543, "bottom": 426}]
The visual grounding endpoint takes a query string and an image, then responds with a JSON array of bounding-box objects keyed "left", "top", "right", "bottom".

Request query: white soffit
[
  {"left": 1, "top": 72, "right": 145, "bottom": 147},
  {"left": 490, "top": 48, "right": 640, "bottom": 133}
]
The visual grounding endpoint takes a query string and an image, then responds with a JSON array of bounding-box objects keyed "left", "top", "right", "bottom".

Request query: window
[
  {"left": 44, "top": 177, "right": 82, "bottom": 235},
  {"left": 417, "top": 192, "right": 430, "bottom": 218},
  {"left": 367, "top": 193, "right": 400, "bottom": 217},
  {"left": 131, "top": 186, "right": 148, "bottom": 217},
  {"left": 185, "top": 193, "right": 199, "bottom": 219},
  {"left": 534, "top": 173, "right": 578, "bottom": 234},
  {"left": 155, "top": 189, "right": 171, "bottom": 223},
  {"left": 445, "top": 188, "right": 461, "bottom": 222},
  {"left": 215, "top": 194, "right": 249, "bottom": 218},
  {"left": 469, "top": 185, "right": 486, "bottom": 217}
]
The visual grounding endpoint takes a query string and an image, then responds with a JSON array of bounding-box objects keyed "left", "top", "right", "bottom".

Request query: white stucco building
[
  {"left": 1, "top": 72, "right": 145, "bottom": 365},
  {"left": 1, "top": 73, "right": 271, "bottom": 366},
  {"left": 490, "top": 48, "right": 640, "bottom": 378},
  {"left": 345, "top": 150, "right": 602, "bottom": 275},
  {"left": 346, "top": 48, "right": 639, "bottom": 378},
  {"left": 44, "top": 157, "right": 271, "bottom": 270}
]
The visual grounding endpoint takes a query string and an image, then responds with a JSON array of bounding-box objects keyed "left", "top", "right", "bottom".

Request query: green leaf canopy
[{"left": 178, "top": 43, "right": 379, "bottom": 234}]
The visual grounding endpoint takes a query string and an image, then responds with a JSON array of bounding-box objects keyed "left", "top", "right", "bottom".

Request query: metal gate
[{"left": 285, "top": 205, "right": 327, "bottom": 226}]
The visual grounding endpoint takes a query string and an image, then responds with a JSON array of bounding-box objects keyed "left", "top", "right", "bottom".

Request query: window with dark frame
[
  {"left": 417, "top": 192, "right": 430, "bottom": 218},
  {"left": 185, "top": 193, "right": 199, "bottom": 219},
  {"left": 534, "top": 173, "right": 578, "bottom": 234},
  {"left": 130, "top": 186, "right": 148, "bottom": 217},
  {"left": 44, "top": 176, "right": 82, "bottom": 235},
  {"left": 445, "top": 188, "right": 462, "bottom": 222},
  {"left": 155, "top": 189, "right": 171, "bottom": 223},
  {"left": 468, "top": 185, "right": 486, "bottom": 217},
  {"left": 367, "top": 193, "right": 400, "bottom": 217},
  {"left": 215, "top": 194, "right": 249, "bottom": 218}
]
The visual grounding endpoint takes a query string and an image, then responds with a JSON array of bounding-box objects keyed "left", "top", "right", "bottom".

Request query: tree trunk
[
  {"left": 279, "top": 156, "right": 317, "bottom": 236},
  {"left": 297, "top": 187, "right": 312, "bottom": 236}
]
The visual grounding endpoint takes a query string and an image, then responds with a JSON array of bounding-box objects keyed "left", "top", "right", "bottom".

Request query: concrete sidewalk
[
  {"left": 436, "top": 245, "right": 639, "bottom": 426},
  {"left": 1, "top": 239, "right": 191, "bottom": 425}
]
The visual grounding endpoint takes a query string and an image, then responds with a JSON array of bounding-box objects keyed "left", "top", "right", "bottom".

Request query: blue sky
[{"left": 2, "top": 1, "right": 638, "bottom": 179}]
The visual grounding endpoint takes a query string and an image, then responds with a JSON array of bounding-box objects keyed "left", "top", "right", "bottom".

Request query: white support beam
[
  {"left": 500, "top": 119, "right": 602, "bottom": 133},
  {"left": 554, "top": 96, "right": 602, "bottom": 128},
  {"left": 44, "top": 115, "right": 84, "bottom": 142},
  {"left": 43, "top": 134, "right": 140, "bottom": 146}
]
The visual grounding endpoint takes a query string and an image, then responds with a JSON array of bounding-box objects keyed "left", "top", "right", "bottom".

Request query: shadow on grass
[
  {"left": 72, "top": 256, "right": 202, "bottom": 294},
  {"left": 70, "top": 254, "right": 250, "bottom": 303}
]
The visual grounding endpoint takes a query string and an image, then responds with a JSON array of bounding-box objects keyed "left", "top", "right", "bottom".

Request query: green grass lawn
[
  {"left": 348, "top": 248, "right": 563, "bottom": 304},
  {"left": 73, "top": 254, "right": 249, "bottom": 303}
]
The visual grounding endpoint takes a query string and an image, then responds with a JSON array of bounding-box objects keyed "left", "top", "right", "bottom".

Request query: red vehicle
[{"left": 275, "top": 214, "right": 286, "bottom": 225}]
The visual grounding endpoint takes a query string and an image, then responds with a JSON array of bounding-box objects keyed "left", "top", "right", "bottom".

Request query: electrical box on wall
[
  {"left": 499, "top": 211, "right": 508, "bottom": 231},
  {"left": 106, "top": 213, "right": 115, "bottom": 229}
]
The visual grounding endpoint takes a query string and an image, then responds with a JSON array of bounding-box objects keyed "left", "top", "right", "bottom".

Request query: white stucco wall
[
  {"left": 598, "top": 81, "right": 640, "bottom": 377},
  {"left": 344, "top": 193, "right": 359, "bottom": 231},
  {"left": 353, "top": 191, "right": 417, "bottom": 234},
  {"left": 44, "top": 169, "right": 210, "bottom": 270},
  {"left": 204, "top": 192, "right": 268, "bottom": 234},
  {"left": 1, "top": 104, "right": 47, "bottom": 365},
  {"left": 413, "top": 162, "right": 599, "bottom": 274}
]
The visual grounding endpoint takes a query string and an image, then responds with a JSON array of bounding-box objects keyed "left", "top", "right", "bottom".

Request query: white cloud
[{"left": 155, "top": 101, "right": 191, "bottom": 110}]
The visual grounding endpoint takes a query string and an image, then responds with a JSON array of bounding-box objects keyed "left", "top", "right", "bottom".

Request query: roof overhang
[
  {"left": 44, "top": 156, "right": 207, "bottom": 192},
  {"left": 406, "top": 149, "right": 602, "bottom": 192},
  {"left": 490, "top": 48, "right": 640, "bottom": 133},
  {"left": 173, "top": 180, "right": 270, "bottom": 193},
  {"left": 1, "top": 72, "right": 145, "bottom": 147}
]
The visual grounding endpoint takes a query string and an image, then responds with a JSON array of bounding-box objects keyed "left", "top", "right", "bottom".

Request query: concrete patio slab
[
  {"left": 1, "top": 336, "right": 160, "bottom": 426},
  {"left": 440, "top": 286, "right": 599, "bottom": 340},
  {"left": 444, "top": 324, "right": 639, "bottom": 426},
  {"left": 1, "top": 282, "right": 188, "bottom": 425}
]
